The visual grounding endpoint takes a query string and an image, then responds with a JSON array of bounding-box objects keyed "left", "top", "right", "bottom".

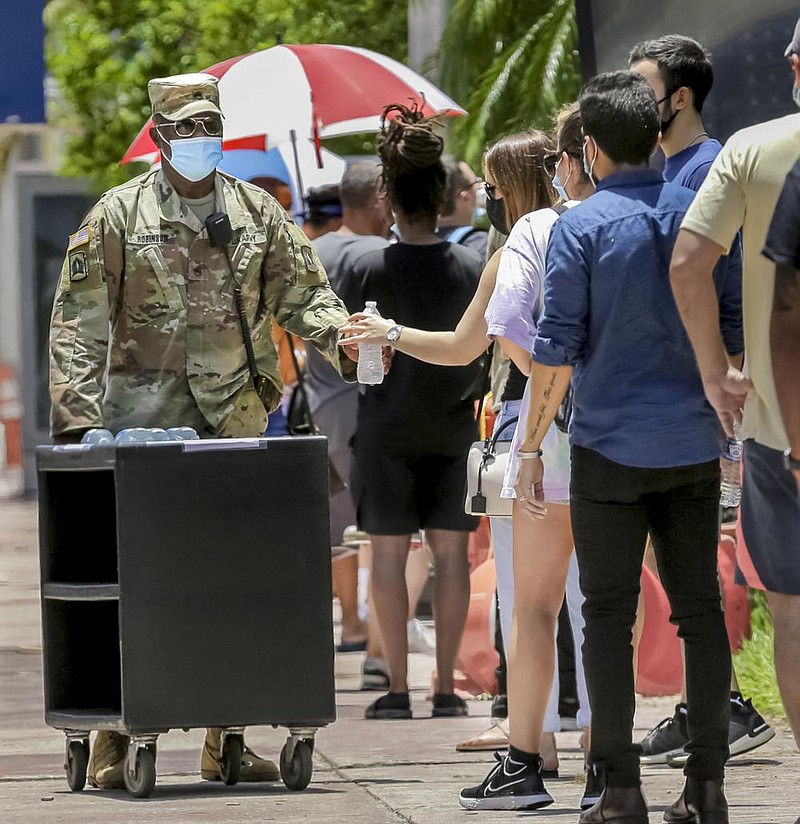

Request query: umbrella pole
[{"left": 289, "top": 129, "right": 306, "bottom": 215}]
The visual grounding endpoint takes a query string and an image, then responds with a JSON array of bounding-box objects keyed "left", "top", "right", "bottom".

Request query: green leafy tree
[
  {"left": 438, "top": 0, "right": 581, "bottom": 168},
  {"left": 45, "top": 0, "right": 406, "bottom": 191}
]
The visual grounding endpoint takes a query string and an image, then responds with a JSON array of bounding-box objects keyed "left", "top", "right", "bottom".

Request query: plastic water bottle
[
  {"left": 357, "top": 301, "right": 384, "bottom": 385},
  {"left": 81, "top": 428, "right": 114, "bottom": 446},
  {"left": 166, "top": 426, "right": 200, "bottom": 441},
  {"left": 141, "top": 428, "right": 170, "bottom": 442},
  {"left": 114, "top": 427, "right": 150, "bottom": 445},
  {"left": 720, "top": 436, "right": 743, "bottom": 508}
]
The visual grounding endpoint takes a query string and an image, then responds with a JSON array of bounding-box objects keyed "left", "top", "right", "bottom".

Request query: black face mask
[
  {"left": 657, "top": 90, "right": 678, "bottom": 136},
  {"left": 486, "top": 196, "right": 509, "bottom": 236}
]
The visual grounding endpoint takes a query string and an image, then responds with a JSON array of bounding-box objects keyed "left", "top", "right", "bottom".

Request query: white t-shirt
[
  {"left": 484, "top": 202, "right": 578, "bottom": 352},
  {"left": 485, "top": 203, "right": 578, "bottom": 503}
]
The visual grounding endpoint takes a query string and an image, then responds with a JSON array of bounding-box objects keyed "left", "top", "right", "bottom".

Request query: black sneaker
[
  {"left": 728, "top": 693, "right": 775, "bottom": 756},
  {"left": 459, "top": 752, "right": 554, "bottom": 811},
  {"left": 580, "top": 762, "right": 605, "bottom": 810},
  {"left": 432, "top": 692, "right": 468, "bottom": 718},
  {"left": 667, "top": 693, "right": 776, "bottom": 767},
  {"left": 365, "top": 691, "right": 412, "bottom": 720},
  {"left": 639, "top": 703, "right": 689, "bottom": 764}
]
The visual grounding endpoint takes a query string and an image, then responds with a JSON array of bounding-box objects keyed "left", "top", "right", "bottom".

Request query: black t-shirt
[
  {"left": 342, "top": 241, "right": 483, "bottom": 456},
  {"left": 501, "top": 361, "right": 527, "bottom": 403},
  {"left": 763, "top": 158, "right": 800, "bottom": 270}
]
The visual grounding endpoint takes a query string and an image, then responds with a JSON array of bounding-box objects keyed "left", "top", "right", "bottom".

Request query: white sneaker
[{"left": 407, "top": 618, "right": 435, "bottom": 653}]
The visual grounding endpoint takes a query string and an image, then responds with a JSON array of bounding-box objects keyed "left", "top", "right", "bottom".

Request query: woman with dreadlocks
[{"left": 341, "top": 104, "right": 484, "bottom": 720}]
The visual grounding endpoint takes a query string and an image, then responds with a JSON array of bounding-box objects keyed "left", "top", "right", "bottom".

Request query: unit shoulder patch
[{"left": 68, "top": 251, "right": 88, "bottom": 282}]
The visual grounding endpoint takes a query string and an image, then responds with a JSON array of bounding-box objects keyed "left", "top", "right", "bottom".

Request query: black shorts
[
  {"left": 351, "top": 451, "right": 479, "bottom": 535},
  {"left": 740, "top": 439, "right": 800, "bottom": 595}
]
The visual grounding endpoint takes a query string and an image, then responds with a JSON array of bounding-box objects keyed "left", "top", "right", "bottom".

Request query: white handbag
[{"left": 464, "top": 416, "right": 518, "bottom": 517}]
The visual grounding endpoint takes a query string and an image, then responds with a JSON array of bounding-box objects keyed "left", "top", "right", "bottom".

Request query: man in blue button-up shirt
[{"left": 515, "top": 72, "right": 731, "bottom": 824}]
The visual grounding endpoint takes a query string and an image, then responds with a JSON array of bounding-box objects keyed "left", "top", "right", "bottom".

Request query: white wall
[{"left": 408, "top": 0, "right": 452, "bottom": 79}]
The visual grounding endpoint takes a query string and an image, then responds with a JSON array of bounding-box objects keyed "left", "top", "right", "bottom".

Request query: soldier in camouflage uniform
[{"left": 49, "top": 73, "right": 357, "bottom": 788}]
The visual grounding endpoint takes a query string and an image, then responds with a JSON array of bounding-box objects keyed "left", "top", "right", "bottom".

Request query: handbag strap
[
  {"left": 487, "top": 415, "right": 519, "bottom": 451},
  {"left": 473, "top": 344, "right": 494, "bottom": 430},
  {"left": 475, "top": 414, "right": 520, "bottom": 501},
  {"left": 285, "top": 331, "right": 319, "bottom": 436}
]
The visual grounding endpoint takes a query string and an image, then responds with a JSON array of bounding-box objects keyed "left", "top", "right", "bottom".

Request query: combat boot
[
  {"left": 664, "top": 777, "right": 728, "bottom": 824},
  {"left": 200, "top": 728, "right": 279, "bottom": 782},
  {"left": 87, "top": 730, "right": 128, "bottom": 789}
]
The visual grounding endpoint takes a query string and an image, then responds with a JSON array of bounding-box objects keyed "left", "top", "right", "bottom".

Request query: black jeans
[{"left": 570, "top": 445, "right": 730, "bottom": 787}]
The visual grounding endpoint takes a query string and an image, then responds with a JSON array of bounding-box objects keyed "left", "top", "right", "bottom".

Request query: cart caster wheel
[
  {"left": 220, "top": 734, "right": 243, "bottom": 786},
  {"left": 280, "top": 740, "right": 313, "bottom": 791},
  {"left": 125, "top": 746, "right": 156, "bottom": 798},
  {"left": 65, "top": 740, "right": 88, "bottom": 792}
]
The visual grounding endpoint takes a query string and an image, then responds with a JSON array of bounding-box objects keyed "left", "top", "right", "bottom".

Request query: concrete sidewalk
[{"left": 1, "top": 499, "right": 798, "bottom": 824}]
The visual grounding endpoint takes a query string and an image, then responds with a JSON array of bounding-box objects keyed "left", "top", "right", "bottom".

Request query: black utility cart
[{"left": 37, "top": 436, "right": 336, "bottom": 798}]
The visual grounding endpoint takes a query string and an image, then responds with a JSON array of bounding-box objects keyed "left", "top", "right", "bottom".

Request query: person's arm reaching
[
  {"left": 338, "top": 248, "right": 502, "bottom": 366},
  {"left": 267, "top": 214, "right": 359, "bottom": 377}
]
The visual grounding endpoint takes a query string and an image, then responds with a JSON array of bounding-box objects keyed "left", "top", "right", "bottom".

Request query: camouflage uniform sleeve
[
  {"left": 264, "top": 209, "right": 357, "bottom": 382},
  {"left": 49, "top": 205, "right": 118, "bottom": 436}
]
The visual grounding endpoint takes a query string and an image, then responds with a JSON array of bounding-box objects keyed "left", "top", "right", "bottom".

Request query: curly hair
[{"left": 376, "top": 102, "right": 446, "bottom": 218}]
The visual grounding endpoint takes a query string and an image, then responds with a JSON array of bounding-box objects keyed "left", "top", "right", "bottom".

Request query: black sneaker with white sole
[
  {"left": 580, "top": 762, "right": 605, "bottom": 810},
  {"left": 728, "top": 693, "right": 775, "bottom": 756},
  {"left": 639, "top": 703, "right": 689, "bottom": 764},
  {"left": 459, "top": 752, "right": 554, "bottom": 811},
  {"left": 666, "top": 693, "right": 776, "bottom": 767}
]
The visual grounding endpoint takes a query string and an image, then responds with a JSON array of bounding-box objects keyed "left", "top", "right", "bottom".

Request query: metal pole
[{"left": 289, "top": 129, "right": 306, "bottom": 215}]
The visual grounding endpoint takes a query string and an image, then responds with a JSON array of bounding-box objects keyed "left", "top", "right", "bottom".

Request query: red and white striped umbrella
[{"left": 121, "top": 43, "right": 466, "bottom": 165}]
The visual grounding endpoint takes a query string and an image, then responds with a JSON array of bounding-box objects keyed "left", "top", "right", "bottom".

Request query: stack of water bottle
[{"left": 80, "top": 427, "right": 200, "bottom": 446}]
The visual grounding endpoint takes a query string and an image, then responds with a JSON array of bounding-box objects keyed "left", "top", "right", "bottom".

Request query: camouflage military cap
[{"left": 148, "top": 72, "right": 222, "bottom": 121}]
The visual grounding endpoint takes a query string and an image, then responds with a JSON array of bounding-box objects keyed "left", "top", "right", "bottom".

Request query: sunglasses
[
  {"left": 544, "top": 151, "right": 582, "bottom": 177},
  {"left": 160, "top": 115, "right": 223, "bottom": 138},
  {"left": 483, "top": 181, "right": 499, "bottom": 200}
]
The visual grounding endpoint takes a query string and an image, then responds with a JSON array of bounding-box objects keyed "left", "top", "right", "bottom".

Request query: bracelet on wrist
[{"left": 518, "top": 449, "right": 543, "bottom": 460}]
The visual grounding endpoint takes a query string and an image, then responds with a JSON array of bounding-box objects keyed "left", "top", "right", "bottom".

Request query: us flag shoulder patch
[{"left": 67, "top": 226, "right": 90, "bottom": 251}]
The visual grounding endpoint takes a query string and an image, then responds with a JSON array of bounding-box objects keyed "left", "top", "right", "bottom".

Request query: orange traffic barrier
[
  {"left": 455, "top": 558, "right": 499, "bottom": 696},
  {"left": 0, "top": 363, "right": 22, "bottom": 468},
  {"left": 635, "top": 565, "right": 683, "bottom": 696},
  {"left": 457, "top": 532, "right": 751, "bottom": 699}
]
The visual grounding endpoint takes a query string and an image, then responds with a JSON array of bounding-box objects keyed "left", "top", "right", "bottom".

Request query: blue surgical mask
[
  {"left": 166, "top": 136, "right": 223, "bottom": 182},
  {"left": 552, "top": 168, "right": 571, "bottom": 201},
  {"left": 793, "top": 85, "right": 800, "bottom": 109},
  {"left": 471, "top": 206, "right": 486, "bottom": 222}
]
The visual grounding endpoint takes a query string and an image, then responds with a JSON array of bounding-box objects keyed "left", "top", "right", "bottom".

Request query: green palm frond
[{"left": 439, "top": 0, "right": 580, "bottom": 168}]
